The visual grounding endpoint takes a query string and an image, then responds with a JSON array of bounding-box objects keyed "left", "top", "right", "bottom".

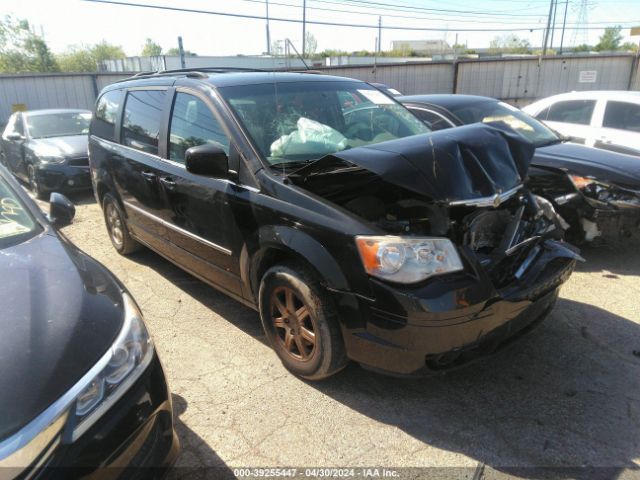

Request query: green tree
[
  {"left": 141, "top": 38, "right": 162, "bottom": 57},
  {"left": 166, "top": 47, "right": 197, "bottom": 56},
  {"left": 595, "top": 26, "right": 623, "bottom": 52},
  {"left": 621, "top": 41, "right": 639, "bottom": 53},
  {"left": 489, "top": 34, "right": 531, "bottom": 54},
  {"left": 0, "top": 15, "right": 58, "bottom": 73},
  {"left": 573, "top": 44, "right": 592, "bottom": 52},
  {"left": 57, "top": 41, "right": 125, "bottom": 72},
  {"left": 304, "top": 32, "right": 317, "bottom": 57}
]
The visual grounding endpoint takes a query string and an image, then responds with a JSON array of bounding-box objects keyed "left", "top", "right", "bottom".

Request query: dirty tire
[
  {"left": 102, "top": 193, "right": 142, "bottom": 255},
  {"left": 28, "top": 165, "right": 48, "bottom": 200},
  {"left": 259, "top": 264, "right": 348, "bottom": 380}
]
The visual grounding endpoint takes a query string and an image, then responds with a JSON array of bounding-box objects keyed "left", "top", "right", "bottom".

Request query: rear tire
[
  {"left": 259, "top": 264, "right": 348, "bottom": 380},
  {"left": 102, "top": 193, "right": 142, "bottom": 255}
]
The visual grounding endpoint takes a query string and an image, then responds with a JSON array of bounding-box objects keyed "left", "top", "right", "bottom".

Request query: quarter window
[
  {"left": 603, "top": 101, "right": 640, "bottom": 133},
  {"left": 122, "top": 90, "right": 166, "bottom": 155},
  {"left": 93, "top": 90, "right": 122, "bottom": 140},
  {"left": 168, "top": 92, "right": 230, "bottom": 164},
  {"left": 537, "top": 99, "right": 596, "bottom": 126}
]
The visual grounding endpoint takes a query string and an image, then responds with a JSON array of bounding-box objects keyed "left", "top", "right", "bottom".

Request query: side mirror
[
  {"left": 48, "top": 192, "right": 75, "bottom": 228},
  {"left": 5, "top": 133, "right": 24, "bottom": 141},
  {"left": 185, "top": 144, "right": 228, "bottom": 178}
]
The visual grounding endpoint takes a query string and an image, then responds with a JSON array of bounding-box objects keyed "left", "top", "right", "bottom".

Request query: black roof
[
  {"left": 108, "top": 70, "right": 361, "bottom": 91},
  {"left": 397, "top": 94, "right": 497, "bottom": 109}
]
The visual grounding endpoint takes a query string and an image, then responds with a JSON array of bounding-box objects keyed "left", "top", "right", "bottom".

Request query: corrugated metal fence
[{"left": 1, "top": 54, "right": 639, "bottom": 123}]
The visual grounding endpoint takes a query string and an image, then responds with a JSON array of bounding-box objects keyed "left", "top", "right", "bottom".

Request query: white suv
[{"left": 523, "top": 91, "right": 640, "bottom": 158}]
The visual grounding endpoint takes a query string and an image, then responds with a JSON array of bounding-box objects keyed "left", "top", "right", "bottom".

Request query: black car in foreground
[
  {"left": 0, "top": 166, "right": 178, "bottom": 476},
  {"left": 0, "top": 109, "right": 93, "bottom": 200},
  {"left": 89, "top": 69, "right": 581, "bottom": 378},
  {"left": 400, "top": 94, "right": 640, "bottom": 244}
]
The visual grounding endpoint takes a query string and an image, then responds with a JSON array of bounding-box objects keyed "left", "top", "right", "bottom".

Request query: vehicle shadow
[
  {"left": 306, "top": 297, "right": 640, "bottom": 477},
  {"left": 128, "top": 249, "right": 266, "bottom": 345},
  {"left": 576, "top": 242, "right": 640, "bottom": 277},
  {"left": 168, "top": 394, "right": 236, "bottom": 480}
]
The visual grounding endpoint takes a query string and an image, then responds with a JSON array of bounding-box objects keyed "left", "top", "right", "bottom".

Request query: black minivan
[{"left": 89, "top": 69, "right": 582, "bottom": 379}]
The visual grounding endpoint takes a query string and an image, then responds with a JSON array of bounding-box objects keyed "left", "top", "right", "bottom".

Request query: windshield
[
  {"left": 26, "top": 111, "right": 91, "bottom": 139},
  {"left": 0, "top": 177, "right": 40, "bottom": 248},
  {"left": 450, "top": 101, "right": 560, "bottom": 147},
  {"left": 219, "top": 81, "right": 429, "bottom": 168}
]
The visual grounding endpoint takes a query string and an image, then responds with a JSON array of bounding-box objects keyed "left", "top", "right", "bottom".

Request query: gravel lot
[{"left": 43, "top": 191, "right": 640, "bottom": 479}]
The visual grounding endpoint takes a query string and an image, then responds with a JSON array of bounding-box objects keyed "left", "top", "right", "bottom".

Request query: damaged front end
[
  {"left": 566, "top": 174, "right": 640, "bottom": 243},
  {"left": 290, "top": 124, "right": 581, "bottom": 294},
  {"left": 289, "top": 124, "right": 582, "bottom": 374}
]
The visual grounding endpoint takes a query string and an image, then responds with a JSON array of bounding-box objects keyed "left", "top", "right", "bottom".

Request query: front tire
[
  {"left": 259, "top": 264, "right": 348, "bottom": 380},
  {"left": 102, "top": 193, "right": 142, "bottom": 255},
  {"left": 27, "top": 165, "right": 48, "bottom": 200}
]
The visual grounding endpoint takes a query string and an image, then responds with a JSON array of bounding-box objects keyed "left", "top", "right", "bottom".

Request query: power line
[
  {"left": 80, "top": 0, "right": 633, "bottom": 33},
  {"left": 239, "top": 0, "right": 639, "bottom": 26},
  {"left": 325, "top": 0, "right": 547, "bottom": 16}
]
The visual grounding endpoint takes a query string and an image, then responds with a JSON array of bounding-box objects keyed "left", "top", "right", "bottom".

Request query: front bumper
[
  {"left": 35, "top": 164, "right": 92, "bottom": 193},
  {"left": 22, "top": 353, "right": 179, "bottom": 479},
  {"left": 339, "top": 240, "right": 578, "bottom": 376}
]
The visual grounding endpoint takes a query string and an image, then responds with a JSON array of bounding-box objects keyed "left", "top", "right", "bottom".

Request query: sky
[{"left": 3, "top": 0, "right": 640, "bottom": 57}]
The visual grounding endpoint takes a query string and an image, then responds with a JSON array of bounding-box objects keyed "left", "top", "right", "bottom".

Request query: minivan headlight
[
  {"left": 355, "top": 236, "right": 464, "bottom": 283},
  {"left": 70, "top": 293, "right": 153, "bottom": 441},
  {"left": 39, "top": 155, "right": 66, "bottom": 164}
]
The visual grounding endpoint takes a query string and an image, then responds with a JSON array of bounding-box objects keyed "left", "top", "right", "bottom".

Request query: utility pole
[
  {"left": 266, "top": 0, "right": 271, "bottom": 55},
  {"left": 177, "top": 36, "right": 186, "bottom": 68},
  {"left": 550, "top": 0, "right": 559, "bottom": 50},
  {"left": 559, "top": 0, "right": 569, "bottom": 54},
  {"left": 302, "top": 0, "right": 306, "bottom": 57},
  {"left": 542, "top": 0, "right": 554, "bottom": 55},
  {"left": 377, "top": 16, "right": 382, "bottom": 53}
]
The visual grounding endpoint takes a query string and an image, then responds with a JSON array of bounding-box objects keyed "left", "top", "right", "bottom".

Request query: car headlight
[
  {"left": 569, "top": 174, "right": 640, "bottom": 208},
  {"left": 39, "top": 155, "right": 66, "bottom": 164},
  {"left": 355, "top": 236, "right": 464, "bottom": 283},
  {"left": 70, "top": 293, "right": 153, "bottom": 441}
]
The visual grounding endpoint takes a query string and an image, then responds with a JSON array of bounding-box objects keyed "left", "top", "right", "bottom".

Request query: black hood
[
  {"left": 535, "top": 143, "right": 640, "bottom": 191},
  {"left": 0, "top": 232, "right": 124, "bottom": 440},
  {"left": 291, "top": 123, "right": 534, "bottom": 202},
  {"left": 29, "top": 135, "right": 88, "bottom": 159}
]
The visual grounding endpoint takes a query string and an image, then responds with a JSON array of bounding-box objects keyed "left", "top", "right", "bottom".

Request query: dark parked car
[
  {"left": 0, "top": 165, "right": 178, "bottom": 475},
  {"left": 0, "top": 109, "right": 93, "bottom": 199},
  {"left": 400, "top": 94, "right": 640, "bottom": 243},
  {"left": 89, "top": 69, "right": 581, "bottom": 379}
]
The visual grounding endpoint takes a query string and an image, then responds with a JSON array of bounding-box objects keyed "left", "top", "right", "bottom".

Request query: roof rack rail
[{"left": 115, "top": 66, "right": 270, "bottom": 83}]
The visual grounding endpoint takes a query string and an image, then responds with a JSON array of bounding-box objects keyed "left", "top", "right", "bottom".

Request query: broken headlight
[
  {"left": 569, "top": 175, "right": 640, "bottom": 208},
  {"left": 355, "top": 236, "right": 464, "bottom": 283}
]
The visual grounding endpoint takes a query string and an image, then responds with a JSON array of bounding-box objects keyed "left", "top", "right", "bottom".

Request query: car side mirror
[
  {"left": 48, "top": 192, "right": 75, "bottom": 228},
  {"left": 185, "top": 144, "right": 228, "bottom": 178},
  {"left": 5, "top": 133, "right": 24, "bottom": 141}
]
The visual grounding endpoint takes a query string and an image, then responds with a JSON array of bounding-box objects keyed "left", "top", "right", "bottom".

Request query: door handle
[
  {"left": 159, "top": 176, "right": 176, "bottom": 190},
  {"left": 141, "top": 171, "right": 156, "bottom": 182}
]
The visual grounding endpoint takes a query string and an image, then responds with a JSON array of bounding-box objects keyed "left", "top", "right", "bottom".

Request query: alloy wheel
[
  {"left": 106, "top": 202, "right": 124, "bottom": 248},
  {"left": 270, "top": 286, "right": 317, "bottom": 362}
]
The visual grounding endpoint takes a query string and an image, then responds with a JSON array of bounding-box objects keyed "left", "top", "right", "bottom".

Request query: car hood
[
  {"left": 0, "top": 232, "right": 124, "bottom": 440},
  {"left": 291, "top": 123, "right": 534, "bottom": 202},
  {"left": 29, "top": 135, "right": 88, "bottom": 158},
  {"left": 534, "top": 142, "right": 640, "bottom": 190}
]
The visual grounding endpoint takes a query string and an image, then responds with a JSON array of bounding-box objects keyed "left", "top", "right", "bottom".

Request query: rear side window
[
  {"left": 122, "top": 90, "right": 166, "bottom": 155},
  {"left": 168, "top": 92, "right": 230, "bottom": 164},
  {"left": 537, "top": 99, "right": 595, "bottom": 125},
  {"left": 603, "top": 101, "right": 640, "bottom": 132},
  {"left": 93, "top": 90, "right": 121, "bottom": 141}
]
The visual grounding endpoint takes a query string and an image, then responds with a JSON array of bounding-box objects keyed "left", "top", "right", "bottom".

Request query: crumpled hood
[
  {"left": 292, "top": 123, "right": 535, "bottom": 202},
  {"left": 29, "top": 135, "right": 88, "bottom": 158},
  {"left": 535, "top": 143, "right": 640, "bottom": 191},
  {"left": 0, "top": 233, "right": 123, "bottom": 441}
]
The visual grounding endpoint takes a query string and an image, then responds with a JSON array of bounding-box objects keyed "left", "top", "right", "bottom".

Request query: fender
[{"left": 240, "top": 224, "right": 351, "bottom": 303}]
